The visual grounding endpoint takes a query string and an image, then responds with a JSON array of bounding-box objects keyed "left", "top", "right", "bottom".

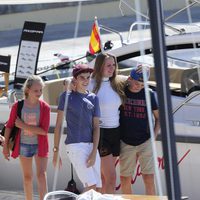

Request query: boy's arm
[
  {"left": 153, "top": 109, "right": 160, "bottom": 139},
  {"left": 52, "top": 110, "right": 64, "bottom": 168},
  {"left": 92, "top": 116, "right": 100, "bottom": 152},
  {"left": 87, "top": 116, "right": 100, "bottom": 168}
]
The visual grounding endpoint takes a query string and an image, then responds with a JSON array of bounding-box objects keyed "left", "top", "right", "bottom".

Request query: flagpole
[{"left": 94, "top": 16, "right": 104, "bottom": 53}]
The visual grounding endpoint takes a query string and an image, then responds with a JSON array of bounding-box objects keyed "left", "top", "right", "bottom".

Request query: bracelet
[{"left": 53, "top": 147, "right": 59, "bottom": 152}]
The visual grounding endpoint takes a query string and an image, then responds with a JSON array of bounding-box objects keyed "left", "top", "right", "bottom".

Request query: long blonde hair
[
  {"left": 23, "top": 75, "right": 44, "bottom": 99},
  {"left": 91, "top": 53, "right": 125, "bottom": 103}
]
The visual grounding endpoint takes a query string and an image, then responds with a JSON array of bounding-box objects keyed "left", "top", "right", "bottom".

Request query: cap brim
[{"left": 73, "top": 68, "right": 94, "bottom": 77}]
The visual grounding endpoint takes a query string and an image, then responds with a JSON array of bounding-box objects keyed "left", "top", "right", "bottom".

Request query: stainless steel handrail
[
  {"left": 98, "top": 24, "right": 125, "bottom": 46},
  {"left": 119, "top": 0, "right": 200, "bottom": 40},
  {"left": 173, "top": 90, "right": 200, "bottom": 114},
  {"left": 127, "top": 21, "right": 150, "bottom": 43}
]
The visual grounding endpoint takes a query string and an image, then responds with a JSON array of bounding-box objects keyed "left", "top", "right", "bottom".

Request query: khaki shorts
[{"left": 119, "top": 139, "right": 154, "bottom": 177}]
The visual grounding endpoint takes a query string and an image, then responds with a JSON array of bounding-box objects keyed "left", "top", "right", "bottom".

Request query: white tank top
[{"left": 88, "top": 78, "right": 121, "bottom": 128}]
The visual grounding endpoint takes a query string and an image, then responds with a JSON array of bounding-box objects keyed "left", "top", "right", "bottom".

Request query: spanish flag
[{"left": 89, "top": 21, "right": 101, "bottom": 54}]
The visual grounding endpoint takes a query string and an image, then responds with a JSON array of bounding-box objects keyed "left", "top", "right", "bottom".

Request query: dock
[{"left": 0, "top": 190, "right": 39, "bottom": 200}]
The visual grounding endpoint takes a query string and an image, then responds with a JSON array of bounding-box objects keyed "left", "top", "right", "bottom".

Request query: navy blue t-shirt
[
  {"left": 120, "top": 86, "right": 158, "bottom": 146},
  {"left": 58, "top": 91, "right": 100, "bottom": 144}
]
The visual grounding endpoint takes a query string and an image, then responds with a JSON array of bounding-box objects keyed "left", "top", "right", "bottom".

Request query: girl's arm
[
  {"left": 63, "top": 77, "right": 75, "bottom": 91},
  {"left": 15, "top": 102, "right": 51, "bottom": 136},
  {"left": 0, "top": 135, "right": 5, "bottom": 146},
  {"left": 2, "top": 128, "right": 12, "bottom": 160},
  {"left": 15, "top": 117, "right": 47, "bottom": 136},
  {"left": 3, "top": 103, "right": 17, "bottom": 160}
]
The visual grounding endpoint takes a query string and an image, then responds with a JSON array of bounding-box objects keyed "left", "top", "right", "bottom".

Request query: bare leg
[
  {"left": 120, "top": 176, "right": 132, "bottom": 194},
  {"left": 101, "top": 155, "right": 116, "bottom": 194},
  {"left": 142, "top": 174, "right": 156, "bottom": 195},
  {"left": 101, "top": 175, "right": 105, "bottom": 193},
  {"left": 83, "top": 184, "right": 96, "bottom": 193},
  {"left": 19, "top": 156, "right": 33, "bottom": 200},
  {"left": 35, "top": 155, "right": 48, "bottom": 200}
]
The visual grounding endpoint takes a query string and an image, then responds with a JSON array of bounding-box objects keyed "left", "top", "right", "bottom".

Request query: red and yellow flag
[{"left": 89, "top": 22, "right": 101, "bottom": 54}]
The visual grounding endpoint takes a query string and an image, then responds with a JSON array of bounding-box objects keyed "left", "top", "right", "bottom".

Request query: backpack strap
[{"left": 17, "top": 100, "right": 24, "bottom": 118}]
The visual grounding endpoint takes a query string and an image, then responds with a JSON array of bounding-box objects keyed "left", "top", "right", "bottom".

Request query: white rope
[
  {"left": 52, "top": 89, "right": 71, "bottom": 191},
  {"left": 51, "top": 1, "right": 80, "bottom": 190},
  {"left": 73, "top": 1, "right": 82, "bottom": 39}
]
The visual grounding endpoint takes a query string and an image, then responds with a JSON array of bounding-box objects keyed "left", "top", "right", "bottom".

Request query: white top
[{"left": 88, "top": 78, "right": 121, "bottom": 128}]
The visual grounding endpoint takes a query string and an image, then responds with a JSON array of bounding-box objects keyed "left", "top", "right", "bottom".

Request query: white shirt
[{"left": 88, "top": 78, "right": 121, "bottom": 128}]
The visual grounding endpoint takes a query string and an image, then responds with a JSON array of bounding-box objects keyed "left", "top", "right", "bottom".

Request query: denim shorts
[{"left": 20, "top": 143, "right": 38, "bottom": 157}]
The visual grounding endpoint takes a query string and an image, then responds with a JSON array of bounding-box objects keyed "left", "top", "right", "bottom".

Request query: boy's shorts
[
  {"left": 120, "top": 139, "right": 154, "bottom": 177},
  {"left": 66, "top": 143, "right": 102, "bottom": 188},
  {"left": 20, "top": 143, "right": 38, "bottom": 157},
  {"left": 98, "top": 127, "right": 120, "bottom": 157}
]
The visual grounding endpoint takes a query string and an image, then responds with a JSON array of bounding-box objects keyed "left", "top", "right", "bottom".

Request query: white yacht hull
[
  {"left": 0, "top": 139, "right": 200, "bottom": 200},
  {"left": 1, "top": 25, "right": 200, "bottom": 199}
]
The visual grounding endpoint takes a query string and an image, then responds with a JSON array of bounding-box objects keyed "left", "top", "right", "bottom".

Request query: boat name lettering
[
  {"left": 115, "top": 149, "right": 191, "bottom": 190},
  {"left": 191, "top": 120, "right": 200, "bottom": 126}
]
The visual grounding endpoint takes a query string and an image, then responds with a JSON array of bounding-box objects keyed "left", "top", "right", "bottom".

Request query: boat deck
[
  {"left": 0, "top": 190, "right": 39, "bottom": 200},
  {"left": 0, "top": 190, "right": 169, "bottom": 200}
]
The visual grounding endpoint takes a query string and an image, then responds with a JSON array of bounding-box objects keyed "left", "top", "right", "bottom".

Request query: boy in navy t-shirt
[
  {"left": 53, "top": 64, "right": 102, "bottom": 192},
  {"left": 119, "top": 64, "right": 160, "bottom": 195}
]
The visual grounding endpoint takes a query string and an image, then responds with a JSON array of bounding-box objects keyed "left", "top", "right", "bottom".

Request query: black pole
[{"left": 147, "top": 0, "right": 181, "bottom": 199}]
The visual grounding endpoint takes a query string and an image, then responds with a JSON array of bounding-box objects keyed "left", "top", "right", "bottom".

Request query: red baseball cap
[{"left": 72, "top": 63, "right": 94, "bottom": 78}]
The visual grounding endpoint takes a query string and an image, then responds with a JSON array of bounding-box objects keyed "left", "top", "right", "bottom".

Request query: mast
[{"left": 147, "top": 0, "right": 182, "bottom": 199}]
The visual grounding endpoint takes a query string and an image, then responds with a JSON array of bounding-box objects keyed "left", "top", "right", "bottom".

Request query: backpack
[{"left": 0, "top": 100, "right": 24, "bottom": 150}]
